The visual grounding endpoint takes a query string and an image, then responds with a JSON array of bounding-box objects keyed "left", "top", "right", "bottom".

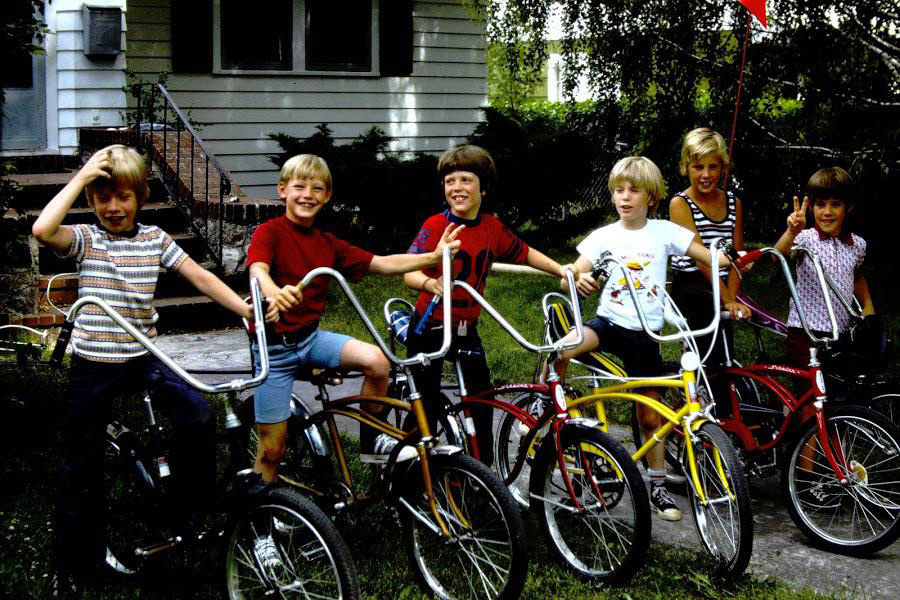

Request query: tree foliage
[{"left": 480, "top": 1, "right": 899, "bottom": 254}]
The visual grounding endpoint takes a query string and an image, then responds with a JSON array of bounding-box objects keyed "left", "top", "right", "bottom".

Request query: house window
[
  {"left": 305, "top": 0, "right": 371, "bottom": 72},
  {"left": 220, "top": 0, "right": 292, "bottom": 71},
  {"left": 210, "top": 0, "right": 383, "bottom": 76}
]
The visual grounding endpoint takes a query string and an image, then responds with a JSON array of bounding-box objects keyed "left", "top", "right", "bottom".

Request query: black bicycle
[{"left": 2, "top": 279, "right": 359, "bottom": 600}]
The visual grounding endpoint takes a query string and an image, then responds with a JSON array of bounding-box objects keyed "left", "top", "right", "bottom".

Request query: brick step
[
  {"left": 37, "top": 231, "right": 206, "bottom": 274},
  {"left": 4, "top": 154, "right": 82, "bottom": 174},
  {"left": 5, "top": 172, "right": 169, "bottom": 210},
  {"left": 20, "top": 202, "right": 185, "bottom": 229}
]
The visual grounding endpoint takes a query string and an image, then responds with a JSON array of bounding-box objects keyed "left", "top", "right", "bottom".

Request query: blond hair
[
  {"left": 85, "top": 145, "right": 150, "bottom": 206},
  {"left": 679, "top": 128, "right": 729, "bottom": 176},
  {"left": 279, "top": 154, "right": 333, "bottom": 191},
  {"left": 607, "top": 156, "right": 667, "bottom": 216}
]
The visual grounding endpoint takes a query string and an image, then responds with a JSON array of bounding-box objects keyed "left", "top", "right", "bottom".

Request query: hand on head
[
  {"left": 80, "top": 148, "right": 114, "bottom": 184},
  {"left": 787, "top": 196, "right": 809, "bottom": 235}
]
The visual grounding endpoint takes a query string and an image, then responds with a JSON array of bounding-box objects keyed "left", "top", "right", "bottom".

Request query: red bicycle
[{"left": 707, "top": 246, "right": 900, "bottom": 555}]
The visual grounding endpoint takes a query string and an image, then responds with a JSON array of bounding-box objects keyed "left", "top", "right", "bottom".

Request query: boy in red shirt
[
  {"left": 403, "top": 145, "right": 576, "bottom": 465},
  {"left": 247, "top": 154, "right": 461, "bottom": 480}
]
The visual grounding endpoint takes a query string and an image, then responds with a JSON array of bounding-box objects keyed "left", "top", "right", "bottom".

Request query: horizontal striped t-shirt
[
  {"left": 670, "top": 190, "right": 736, "bottom": 279},
  {"left": 60, "top": 223, "right": 187, "bottom": 362}
]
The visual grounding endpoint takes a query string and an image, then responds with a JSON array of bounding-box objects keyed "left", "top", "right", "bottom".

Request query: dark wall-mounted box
[{"left": 83, "top": 5, "right": 122, "bottom": 56}]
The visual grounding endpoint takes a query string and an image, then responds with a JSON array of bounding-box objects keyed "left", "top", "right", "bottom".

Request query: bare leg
[
  {"left": 550, "top": 326, "right": 600, "bottom": 382},
  {"left": 255, "top": 420, "right": 288, "bottom": 482},
  {"left": 339, "top": 339, "right": 390, "bottom": 413},
  {"left": 636, "top": 389, "right": 664, "bottom": 469}
]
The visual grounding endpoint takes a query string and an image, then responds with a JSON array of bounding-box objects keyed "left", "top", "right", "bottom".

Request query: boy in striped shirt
[{"left": 32, "top": 144, "right": 276, "bottom": 586}]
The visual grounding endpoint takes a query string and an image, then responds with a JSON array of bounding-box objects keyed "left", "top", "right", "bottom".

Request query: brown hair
[
  {"left": 437, "top": 145, "right": 496, "bottom": 192},
  {"left": 806, "top": 167, "right": 855, "bottom": 204}
]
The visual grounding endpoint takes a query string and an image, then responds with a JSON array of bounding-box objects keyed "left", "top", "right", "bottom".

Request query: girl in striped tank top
[{"left": 669, "top": 128, "right": 750, "bottom": 368}]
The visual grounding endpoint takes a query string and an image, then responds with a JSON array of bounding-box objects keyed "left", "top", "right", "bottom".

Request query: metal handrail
[{"left": 131, "top": 82, "right": 230, "bottom": 266}]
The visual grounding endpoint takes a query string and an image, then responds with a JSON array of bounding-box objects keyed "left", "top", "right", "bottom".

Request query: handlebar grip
[
  {"left": 735, "top": 249, "right": 763, "bottom": 270},
  {"left": 414, "top": 296, "right": 440, "bottom": 336},
  {"left": 50, "top": 320, "right": 74, "bottom": 367}
]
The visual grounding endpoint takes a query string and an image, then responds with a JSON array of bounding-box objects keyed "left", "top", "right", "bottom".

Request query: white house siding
[
  {"left": 46, "top": 0, "right": 128, "bottom": 154},
  {"left": 125, "top": 0, "right": 487, "bottom": 199}
]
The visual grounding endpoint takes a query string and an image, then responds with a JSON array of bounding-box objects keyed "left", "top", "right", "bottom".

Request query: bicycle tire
[
  {"left": 781, "top": 404, "right": 900, "bottom": 555},
  {"left": 854, "top": 385, "right": 900, "bottom": 428},
  {"left": 529, "top": 425, "right": 650, "bottom": 583},
  {"left": 685, "top": 422, "right": 754, "bottom": 576},
  {"left": 223, "top": 486, "right": 360, "bottom": 600},
  {"left": 495, "top": 391, "right": 551, "bottom": 508},
  {"left": 397, "top": 452, "right": 527, "bottom": 600}
]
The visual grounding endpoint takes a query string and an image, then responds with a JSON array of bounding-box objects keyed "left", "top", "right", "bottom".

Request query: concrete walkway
[{"left": 156, "top": 328, "right": 900, "bottom": 599}]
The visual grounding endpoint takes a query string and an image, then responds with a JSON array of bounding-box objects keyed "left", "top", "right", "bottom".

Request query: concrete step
[
  {"left": 5, "top": 171, "right": 169, "bottom": 210},
  {"left": 21, "top": 202, "right": 184, "bottom": 229}
]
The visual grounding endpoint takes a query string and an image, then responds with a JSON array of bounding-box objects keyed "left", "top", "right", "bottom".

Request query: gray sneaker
[{"left": 360, "top": 433, "right": 417, "bottom": 464}]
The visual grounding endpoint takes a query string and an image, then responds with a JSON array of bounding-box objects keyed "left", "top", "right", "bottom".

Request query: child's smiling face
[
  {"left": 812, "top": 197, "right": 848, "bottom": 237},
  {"left": 89, "top": 183, "right": 139, "bottom": 233},
  {"left": 279, "top": 176, "right": 331, "bottom": 226},
  {"left": 687, "top": 152, "right": 723, "bottom": 196},
  {"left": 443, "top": 170, "right": 483, "bottom": 220}
]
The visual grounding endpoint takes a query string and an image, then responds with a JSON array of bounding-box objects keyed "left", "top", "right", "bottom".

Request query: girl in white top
[{"left": 554, "top": 156, "right": 734, "bottom": 522}]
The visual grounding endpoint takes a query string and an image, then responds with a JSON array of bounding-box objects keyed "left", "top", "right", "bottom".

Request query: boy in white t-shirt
[{"left": 554, "top": 156, "right": 732, "bottom": 521}]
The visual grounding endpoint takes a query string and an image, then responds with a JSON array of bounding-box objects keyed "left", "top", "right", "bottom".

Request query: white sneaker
[
  {"left": 360, "top": 433, "right": 417, "bottom": 464},
  {"left": 253, "top": 535, "right": 282, "bottom": 570}
]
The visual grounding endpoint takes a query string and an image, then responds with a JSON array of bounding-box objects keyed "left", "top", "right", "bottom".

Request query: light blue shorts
[{"left": 251, "top": 328, "right": 351, "bottom": 424}]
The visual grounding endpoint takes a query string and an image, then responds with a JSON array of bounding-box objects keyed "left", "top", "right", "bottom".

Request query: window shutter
[
  {"left": 171, "top": 0, "right": 212, "bottom": 73},
  {"left": 379, "top": 0, "right": 412, "bottom": 76}
]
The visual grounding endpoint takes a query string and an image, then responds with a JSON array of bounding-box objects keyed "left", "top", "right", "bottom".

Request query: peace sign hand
[{"left": 786, "top": 195, "right": 808, "bottom": 235}]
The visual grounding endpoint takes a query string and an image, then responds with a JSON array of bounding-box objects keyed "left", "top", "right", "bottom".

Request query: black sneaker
[{"left": 650, "top": 483, "right": 683, "bottom": 521}]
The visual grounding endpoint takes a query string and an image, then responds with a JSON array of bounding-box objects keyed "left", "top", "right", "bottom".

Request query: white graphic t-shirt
[{"left": 577, "top": 219, "right": 695, "bottom": 331}]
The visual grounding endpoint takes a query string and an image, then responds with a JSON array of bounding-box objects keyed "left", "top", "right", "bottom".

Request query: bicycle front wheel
[
  {"left": 495, "top": 391, "right": 551, "bottom": 508},
  {"left": 530, "top": 426, "right": 650, "bottom": 583},
  {"left": 782, "top": 405, "right": 900, "bottom": 555},
  {"left": 397, "top": 452, "right": 527, "bottom": 600},
  {"left": 223, "top": 486, "right": 360, "bottom": 600},
  {"left": 685, "top": 422, "right": 754, "bottom": 576}
]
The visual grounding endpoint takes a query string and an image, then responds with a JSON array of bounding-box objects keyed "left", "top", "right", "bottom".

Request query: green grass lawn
[{"left": 2, "top": 253, "right": 894, "bottom": 599}]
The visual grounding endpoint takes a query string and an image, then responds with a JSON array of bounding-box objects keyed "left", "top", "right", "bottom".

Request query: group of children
[{"left": 33, "top": 126, "right": 874, "bottom": 583}]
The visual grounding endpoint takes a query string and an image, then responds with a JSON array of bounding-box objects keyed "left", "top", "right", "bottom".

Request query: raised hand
[
  {"left": 786, "top": 195, "right": 808, "bottom": 235},
  {"left": 433, "top": 222, "right": 464, "bottom": 260},
  {"left": 77, "top": 148, "right": 115, "bottom": 185}
]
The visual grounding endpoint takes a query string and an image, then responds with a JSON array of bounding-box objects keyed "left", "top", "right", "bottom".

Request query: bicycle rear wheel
[
  {"left": 782, "top": 404, "right": 900, "bottom": 555},
  {"left": 530, "top": 426, "right": 650, "bottom": 582},
  {"left": 223, "top": 486, "right": 359, "bottom": 600},
  {"left": 685, "top": 422, "right": 753, "bottom": 576},
  {"left": 397, "top": 452, "right": 527, "bottom": 600}
]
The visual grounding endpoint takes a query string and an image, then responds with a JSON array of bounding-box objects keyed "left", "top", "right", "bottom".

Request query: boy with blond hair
[
  {"left": 32, "top": 145, "right": 272, "bottom": 585},
  {"left": 555, "top": 156, "right": 733, "bottom": 521},
  {"left": 247, "top": 154, "right": 462, "bottom": 479}
]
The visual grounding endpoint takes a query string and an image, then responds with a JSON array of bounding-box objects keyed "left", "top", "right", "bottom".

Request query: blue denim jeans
[{"left": 55, "top": 354, "right": 214, "bottom": 576}]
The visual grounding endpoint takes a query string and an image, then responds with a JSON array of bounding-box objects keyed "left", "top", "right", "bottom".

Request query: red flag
[{"left": 738, "top": 0, "right": 766, "bottom": 28}]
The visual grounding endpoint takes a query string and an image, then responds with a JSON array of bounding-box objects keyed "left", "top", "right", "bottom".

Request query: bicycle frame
[{"left": 284, "top": 247, "right": 471, "bottom": 538}]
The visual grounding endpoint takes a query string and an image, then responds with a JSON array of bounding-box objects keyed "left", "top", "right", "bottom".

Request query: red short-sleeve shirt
[
  {"left": 247, "top": 216, "right": 374, "bottom": 332},
  {"left": 408, "top": 211, "right": 529, "bottom": 325}
]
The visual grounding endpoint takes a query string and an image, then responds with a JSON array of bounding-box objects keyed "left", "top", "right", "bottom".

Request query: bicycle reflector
[{"left": 389, "top": 310, "right": 412, "bottom": 344}]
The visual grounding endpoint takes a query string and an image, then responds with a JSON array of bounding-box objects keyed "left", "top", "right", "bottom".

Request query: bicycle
[
  {"left": 2, "top": 279, "right": 360, "bottom": 599},
  {"left": 238, "top": 248, "right": 529, "bottom": 600},
  {"left": 385, "top": 268, "right": 653, "bottom": 583},
  {"left": 410, "top": 240, "right": 754, "bottom": 577},
  {"left": 702, "top": 246, "right": 900, "bottom": 555}
]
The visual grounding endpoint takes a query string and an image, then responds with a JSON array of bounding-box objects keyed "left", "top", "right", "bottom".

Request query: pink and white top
[{"left": 787, "top": 227, "right": 865, "bottom": 334}]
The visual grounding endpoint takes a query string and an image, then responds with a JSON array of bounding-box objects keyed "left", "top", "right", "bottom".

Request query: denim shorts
[{"left": 251, "top": 328, "right": 351, "bottom": 423}]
